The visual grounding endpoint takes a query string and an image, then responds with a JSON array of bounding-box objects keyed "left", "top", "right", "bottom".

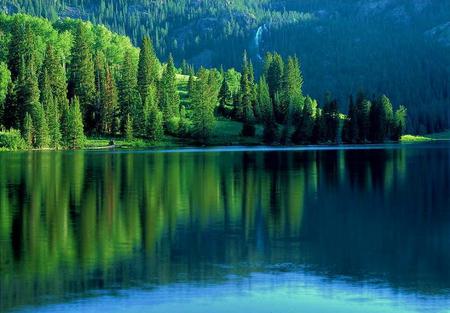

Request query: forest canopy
[{"left": 0, "top": 13, "right": 406, "bottom": 150}]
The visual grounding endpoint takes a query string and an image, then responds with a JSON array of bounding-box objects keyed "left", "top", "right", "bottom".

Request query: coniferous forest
[
  {"left": 1, "top": 0, "right": 448, "bottom": 134},
  {"left": 0, "top": 13, "right": 407, "bottom": 150}
]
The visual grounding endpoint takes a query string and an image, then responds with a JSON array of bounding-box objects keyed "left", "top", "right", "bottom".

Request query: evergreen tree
[
  {"left": 23, "top": 112, "right": 33, "bottom": 147},
  {"left": 125, "top": 114, "right": 134, "bottom": 141},
  {"left": 239, "top": 52, "right": 255, "bottom": 136},
  {"left": 257, "top": 77, "right": 278, "bottom": 143},
  {"left": 392, "top": 106, "right": 407, "bottom": 141},
  {"left": 281, "top": 56, "right": 304, "bottom": 124},
  {"left": 137, "top": 35, "right": 159, "bottom": 103},
  {"left": 32, "top": 102, "right": 50, "bottom": 148},
  {"left": 356, "top": 93, "right": 371, "bottom": 143},
  {"left": 64, "top": 97, "right": 85, "bottom": 149},
  {"left": 292, "top": 96, "right": 316, "bottom": 144},
  {"left": 41, "top": 69, "right": 61, "bottom": 148},
  {"left": 145, "top": 86, "right": 164, "bottom": 141},
  {"left": 342, "top": 95, "right": 359, "bottom": 143},
  {"left": 159, "top": 54, "right": 180, "bottom": 126},
  {"left": 69, "top": 22, "right": 96, "bottom": 132},
  {"left": 0, "top": 63, "right": 11, "bottom": 125},
  {"left": 100, "top": 65, "right": 119, "bottom": 135},
  {"left": 191, "top": 68, "right": 216, "bottom": 142},
  {"left": 15, "top": 57, "right": 40, "bottom": 128},
  {"left": 369, "top": 95, "right": 394, "bottom": 142},
  {"left": 218, "top": 78, "right": 232, "bottom": 117},
  {"left": 266, "top": 52, "right": 284, "bottom": 101},
  {"left": 3, "top": 81, "right": 17, "bottom": 129},
  {"left": 118, "top": 49, "right": 141, "bottom": 134},
  {"left": 40, "top": 44, "right": 68, "bottom": 111},
  {"left": 8, "top": 20, "right": 35, "bottom": 80},
  {"left": 46, "top": 93, "right": 61, "bottom": 149},
  {"left": 312, "top": 109, "right": 325, "bottom": 144},
  {"left": 322, "top": 97, "right": 340, "bottom": 143}
]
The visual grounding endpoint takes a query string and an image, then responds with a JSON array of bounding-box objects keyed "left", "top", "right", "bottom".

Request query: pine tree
[
  {"left": 137, "top": 35, "right": 159, "bottom": 103},
  {"left": 218, "top": 78, "right": 232, "bottom": 117},
  {"left": 322, "top": 97, "right": 339, "bottom": 143},
  {"left": 356, "top": 93, "right": 371, "bottom": 143},
  {"left": 69, "top": 22, "right": 96, "bottom": 132},
  {"left": 145, "top": 86, "right": 164, "bottom": 141},
  {"left": 292, "top": 96, "right": 316, "bottom": 144},
  {"left": 100, "top": 65, "right": 119, "bottom": 135},
  {"left": 266, "top": 52, "right": 284, "bottom": 101},
  {"left": 23, "top": 112, "right": 33, "bottom": 147},
  {"left": 159, "top": 54, "right": 180, "bottom": 125},
  {"left": 392, "top": 106, "right": 407, "bottom": 141},
  {"left": 8, "top": 20, "right": 35, "bottom": 80},
  {"left": 94, "top": 52, "right": 107, "bottom": 134},
  {"left": 281, "top": 56, "right": 304, "bottom": 125},
  {"left": 64, "top": 97, "right": 85, "bottom": 149},
  {"left": 40, "top": 44, "right": 68, "bottom": 112},
  {"left": 118, "top": 49, "right": 141, "bottom": 134},
  {"left": 0, "top": 63, "right": 11, "bottom": 126},
  {"left": 41, "top": 69, "right": 61, "bottom": 148},
  {"left": 342, "top": 95, "right": 359, "bottom": 143},
  {"left": 125, "top": 114, "right": 134, "bottom": 141},
  {"left": 191, "top": 68, "right": 216, "bottom": 142},
  {"left": 46, "top": 93, "right": 61, "bottom": 149},
  {"left": 32, "top": 102, "right": 50, "bottom": 148},
  {"left": 239, "top": 52, "right": 255, "bottom": 136},
  {"left": 15, "top": 57, "right": 40, "bottom": 129},
  {"left": 369, "top": 95, "right": 394, "bottom": 142}
]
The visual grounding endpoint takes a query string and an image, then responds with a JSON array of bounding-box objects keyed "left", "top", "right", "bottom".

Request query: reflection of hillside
[{"left": 0, "top": 145, "right": 449, "bottom": 311}]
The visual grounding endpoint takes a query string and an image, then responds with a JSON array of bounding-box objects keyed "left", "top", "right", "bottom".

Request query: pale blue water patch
[{"left": 13, "top": 273, "right": 450, "bottom": 313}]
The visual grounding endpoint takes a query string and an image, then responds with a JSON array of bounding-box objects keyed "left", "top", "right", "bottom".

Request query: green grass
[
  {"left": 401, "top": 135, "right": 433, "bottom": 143},
  {"left": 207, "top": 120, "right": 263, "bottom": 146},
  {"left": 84, "top": 120, "right": 261, "bottom": 149}
]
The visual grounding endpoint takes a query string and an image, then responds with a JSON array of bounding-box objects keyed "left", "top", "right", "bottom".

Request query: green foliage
[
  {"left": 64, "top": 97, "right": 85, "bottom": 149},
  {"left": 145, "top": 95, "right": 164, "bottom": 141},
  {"left": 218, "top": 78, "right": 233, "bottom": 117},
  {"left": 22, "top": 112, "right": 33, "bottom": 147},
  {"left": 159, "top": 54, "right": 180, "bottom": 126},
  {"left": 292, "top": 96, "right": 316, "bottom": 144},
  {"left": 0, "top": 13, "right": 408, "bottom": 149},
  {"left": 191, "top": 68, "right": 216, "bottom": 142},
  {"left": 125, "top": 114, "right": 133, "bottom": 142},
  {"left": 69, "top": 23, "right": 96, "bottom": 131},
  {"left": 118, "top": 49, "right": 141, "bottom": 133},
  {"left": 0, "top": 129, "right": 27, "bottom": 150},
  {"left": 0, "top": 62, "right": 11, "bottom": 124},
  {"left": 137, "top": 35, "right": 159, "bottom": 103}
]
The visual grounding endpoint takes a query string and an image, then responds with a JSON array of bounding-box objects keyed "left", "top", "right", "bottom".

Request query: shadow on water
[{"left": 0, "top": 142, "right": 449, "bottom": 311}]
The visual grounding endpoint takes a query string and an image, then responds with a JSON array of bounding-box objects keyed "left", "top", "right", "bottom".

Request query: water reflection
[{"left": 0, "top": 143, "right": 449, "bottom": 311}]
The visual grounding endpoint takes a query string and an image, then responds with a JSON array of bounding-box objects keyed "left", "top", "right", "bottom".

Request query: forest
[
  {"left": 0, "top": 13, "right": 406, "bottom": 150},
  {"left": 0, "top": 0, "right": 448, "bottom": 134}
]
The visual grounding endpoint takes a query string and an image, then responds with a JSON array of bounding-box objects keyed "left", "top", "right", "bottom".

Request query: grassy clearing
[
  {"left": 84, "top": 120, "right": 261, "bottom": 149},
  {"left": 401, "top": 135, "right": 433, "bottom": 143}
]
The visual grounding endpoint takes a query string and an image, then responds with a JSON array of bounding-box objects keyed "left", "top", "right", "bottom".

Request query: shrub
[
  {"left": 166, "top": 117, "right": 180, "bottom": 136},
  {"left": 0, "top": 129, "right": 28, "bottom": 150}
]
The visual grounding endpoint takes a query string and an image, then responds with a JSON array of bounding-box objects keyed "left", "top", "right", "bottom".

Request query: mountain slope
[{"left": 2, "top": 0, "right": 449, "bottom": 133}]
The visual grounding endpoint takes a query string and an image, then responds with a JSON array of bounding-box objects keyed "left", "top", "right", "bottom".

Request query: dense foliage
[
  {"left": 1, "top": 0, "right": 448, "bottom": 133},
  {"left": 0, "top": 13, "right": 405, "bottom": 150}
]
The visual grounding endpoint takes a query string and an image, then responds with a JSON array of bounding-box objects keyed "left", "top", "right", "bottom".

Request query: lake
[{"left": 1, "top": 142, "right": 450, "bottom": 313}]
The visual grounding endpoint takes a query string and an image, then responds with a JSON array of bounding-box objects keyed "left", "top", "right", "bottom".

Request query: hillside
[{"left": 1, "top": 0, "right": 449, "bottom": 133}]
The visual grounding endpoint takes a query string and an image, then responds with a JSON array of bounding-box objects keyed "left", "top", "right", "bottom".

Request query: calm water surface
[{"left": 1, "top": 142, "right": 450, "bottom": 312}]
